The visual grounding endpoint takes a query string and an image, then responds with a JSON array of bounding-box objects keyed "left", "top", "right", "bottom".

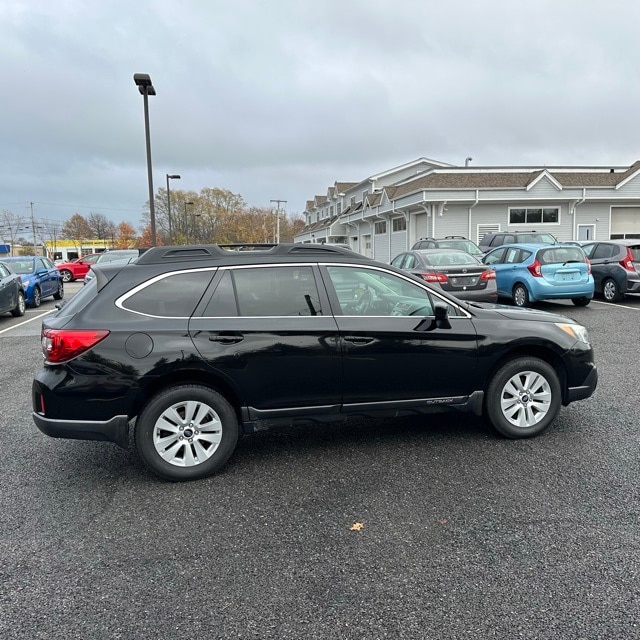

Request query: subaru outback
[{"left": 32, "top": 243, "right": 597, "bottom": 481}]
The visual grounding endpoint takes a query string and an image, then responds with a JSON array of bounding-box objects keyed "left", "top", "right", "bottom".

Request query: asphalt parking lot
[{"left": 1, "top": 284, "right": 639, "bottom": 639}]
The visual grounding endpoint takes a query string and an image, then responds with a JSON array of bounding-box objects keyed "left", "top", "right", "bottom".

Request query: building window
[
  {"left": 350, "top": 196, "right": 356, "bottom": 206},
  {"left": 374, "top": 221, "right": 387, "bottom": 234},
  {"left": 330, "top": 206, "right": 334, "bottom": 216},
  {"left": 337, "top": 202, "right": 342, "bottom": 214},
  {"left": 392, "top": 217, "right": 407, "bottom": 232},
  {"left": 509, "top": 207, "right": 559, "bottom": 225}
]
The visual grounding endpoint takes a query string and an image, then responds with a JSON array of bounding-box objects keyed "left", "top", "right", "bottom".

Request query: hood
[{"left": 463, "top": 301, "right": 578, "bottom": 324}]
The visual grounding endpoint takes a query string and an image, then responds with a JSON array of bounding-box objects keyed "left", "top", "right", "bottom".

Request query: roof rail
[{"left": 135, "top": 242, "right": 357, "bottom": 265}]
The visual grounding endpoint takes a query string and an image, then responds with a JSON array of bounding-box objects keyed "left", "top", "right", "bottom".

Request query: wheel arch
[
  {"left": 483, "top": 345, "right": 568, "bottom": 404},
  {"left": 132, "top": 368, "right": 245, "bottom": 428}
]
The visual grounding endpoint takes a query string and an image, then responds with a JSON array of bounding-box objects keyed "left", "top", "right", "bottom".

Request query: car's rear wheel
[
  {"left": 11, "top": 291, "right": 26, "bottom": 317},
  {"left": 135, "top": 385, "right": 239, "bottom": 481},
  {"left": 512, "top": 283, "right": 529, "bottom": 307},
  {"left": 485, "top": 357, "right": 561, "bottom": 438},
  {"left": 53, "top": 281, "right": 64, "bottom": 300},
  {"left": 571, "top": 297, "right": 590, "bottom": 306},
  {"left": 602, "top": 278, "right": 622, "bottom": 302},
  {"left": 31, "top": 286, "right": 41, "bottom": 308},
  {"left": 60, "top": 269, "right": 73, "bottom": 282}
]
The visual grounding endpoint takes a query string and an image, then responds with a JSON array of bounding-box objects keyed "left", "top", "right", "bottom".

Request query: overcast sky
[{"left": 2, "top": 0, "right": 640, "bottom": 229}]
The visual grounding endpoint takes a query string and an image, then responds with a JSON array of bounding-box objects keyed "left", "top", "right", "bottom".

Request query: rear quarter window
[{"left": 119, "top": 271, "right": 215, "bottom": 317}]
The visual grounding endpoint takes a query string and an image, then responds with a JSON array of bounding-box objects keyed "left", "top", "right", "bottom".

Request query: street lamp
[
  {"left": 166, "top": 174, "right": 181, "bottom": 244},
  {"left": 133, "top": 73, "right": 157, "bottom": 246},
  {"left": 184, "top": 201, "right": 195, "bottom": 243}
]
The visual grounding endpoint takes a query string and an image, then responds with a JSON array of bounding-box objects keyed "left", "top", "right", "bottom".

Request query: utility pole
[
  {"left": 270, "top": 199, "right": 287, "bottom": 243},
  {"left": 30, "top": 201, "right": 37, "bottom": 255}
]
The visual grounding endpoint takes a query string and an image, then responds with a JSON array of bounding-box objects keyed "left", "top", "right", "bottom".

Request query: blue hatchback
[
  {"left": 482, "top": 243, "right": 594, "bottom": 307},
  {"left": 3, "top": 256, "right": 64, "bottom": 307}
]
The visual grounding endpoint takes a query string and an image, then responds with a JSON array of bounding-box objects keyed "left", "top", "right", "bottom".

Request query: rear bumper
[{"left": 32, "top": 412, "right": 130, "bottom": 449}]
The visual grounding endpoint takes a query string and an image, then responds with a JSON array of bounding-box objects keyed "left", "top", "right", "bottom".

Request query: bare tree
[
  {"left": 62, "top": 213, "right": 93, "bottom": 254},
  {"left": 87, "top": 212, "right": 114, "bottom": 248},
  {"left": 0, "top": 210, "right": 28, "bottom": 256}
]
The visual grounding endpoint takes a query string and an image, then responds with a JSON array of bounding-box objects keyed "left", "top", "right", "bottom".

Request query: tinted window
[
  {"left": 592, "top": 243, "right": 617, "bottom": 260},
  {"left": 121, "top": 271, "right": 214, "bottom": 317},
  {"left": 202, "top": 270, "right": 238, "bottom": 317},
  {"left": 233, "top": 266, "right": 321, "bottom": 317}
]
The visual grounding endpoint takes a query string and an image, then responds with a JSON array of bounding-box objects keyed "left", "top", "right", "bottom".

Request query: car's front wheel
[
  {"left": 11, "top": 291, "right": 26, "bottom": 317},
  {"left": 512, "top": 283, "right": 530, "bottom": 307},
  {"left": 135, "top": 385, "right": 239, "bottom": 481},
  {"left": 602, "top": 278, "right": 623, "bottom": 302},
  {"left": 485, "top": 357, "right": 561, "bottom": 438},
  {"left": 60, "top": 269, "right": 73, "bottom": 282}
]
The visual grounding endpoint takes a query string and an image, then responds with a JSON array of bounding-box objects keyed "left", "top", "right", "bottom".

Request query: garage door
[{"left": 611, "top": 207, "right": 640, "bottom": 238}]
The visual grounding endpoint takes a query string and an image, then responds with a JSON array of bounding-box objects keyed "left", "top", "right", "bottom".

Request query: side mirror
[
  {"left": 434, "top": 304, "right": 452, "bottom": 329},
  {"left": 414, "top": 303, "right": 452, "bottom": 331}
]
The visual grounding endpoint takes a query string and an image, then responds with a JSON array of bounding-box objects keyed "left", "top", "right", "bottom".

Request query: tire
[
  {"left": 11, "top": 291, "right": 26, "bottom": 317},
  {"left": 571, "top": 297, "right": 590, "bottom": 307},
  {"left": 602, "top": 278, "right": 622, "bottom": 302},
  {"left": 60, "top": 269, "right": 73, "bottom": 283},
  {"left": 31, "top": 286, "right": 41, "bottom": 308},
  {"left": 135, "top": 385, "right": 239, "bottom": 481},
  {"left": 512, "top": 283, "right": 529, "bottom": 307},
  {"left": 53, "top": 281, "right": 64, "bottom": 300},
  {"left": 485, "top": 357, "right": 561, "bottom": 439}
]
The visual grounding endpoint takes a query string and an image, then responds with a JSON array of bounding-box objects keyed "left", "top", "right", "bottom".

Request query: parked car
[
  {"left": 33, "top": 243, "right": 597, "bottom": 481},
  {"left": 482, "top": 243, "right": 594, "bottom": 307},
  {"left": 411, "top": 236, "right": 484, "bottom": 257},
  {"left": 3, "top": 256, "right": 64, "bottom": 307},
  {"left": 0, "top": 260, "right": 26, "bottom": 317},
  {"left": 391, "top": 249, "right": 497, "bottom": 302},
  {"left": 56, "top": 253, "right": 102, "bottom": 282},
  {"left": 580, "top": 240, "right": 640, "bottom": 302},
  {"left": 83, "top": 249, "right": 143, "bottom": 285},
  {"left": 479, "top": 231, "right": 558, "bottom": 253}
]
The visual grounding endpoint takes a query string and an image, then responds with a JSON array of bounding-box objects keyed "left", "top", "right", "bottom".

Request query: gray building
[{"left": 295, "top": 157, "right": 640, "bottom": 262}]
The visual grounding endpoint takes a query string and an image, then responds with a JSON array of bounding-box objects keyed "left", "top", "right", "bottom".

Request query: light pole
[
  {"left": 133, "top": 73, "right": 157, "bottom": 246},
  {"left": 166, "top": 174, "right": 180, "bottom": 244},
  {"left": 184, "top": 201, "right": 194, "bottom": 243},
  {"left": 270, "top": 199, "right": 287, "bottom": 243}
]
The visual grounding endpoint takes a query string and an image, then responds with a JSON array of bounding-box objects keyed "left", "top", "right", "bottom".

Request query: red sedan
[{"left": 56, "top": 253, "right": 102, "bottom": 282}]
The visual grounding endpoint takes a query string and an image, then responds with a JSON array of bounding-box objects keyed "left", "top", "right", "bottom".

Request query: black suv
[
  {"left": 411, "top": 236, "right": 483, "bottom": 257},
  {"left": 581, "top": 240, "right": 640, "bottom": 301},
  {"left": 479, "top": 231, "right": 557, "bottom": 252},
  {"left": 33, "top": 243, "right": 597, "bottom": 481}
]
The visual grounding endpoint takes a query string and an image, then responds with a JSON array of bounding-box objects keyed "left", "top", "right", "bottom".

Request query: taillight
[
  {"left": 586, "top": 257, "right": 591, "bottom": 275},
  {"left": 420, "top": 272, "right": 448, "bottom": 283},
  {"left": 480, "top": 270, "right": 496, "bottom": 280},
  {"left": 620, "top": 249, "right": 635, "bottom": 272},
  {"left": 41, "top": 329, "right": 110, "bottom": 364},
  {"left": 527, "top": 259, "right": 542, "bottom": 277}
]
